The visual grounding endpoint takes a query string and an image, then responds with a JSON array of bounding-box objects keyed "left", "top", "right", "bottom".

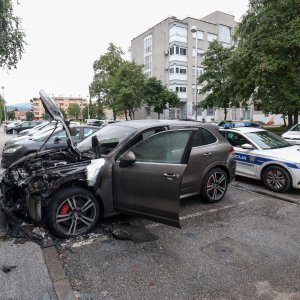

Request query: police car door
[{"left": 226, "top": 131, "right": 257, "bottom": 177}]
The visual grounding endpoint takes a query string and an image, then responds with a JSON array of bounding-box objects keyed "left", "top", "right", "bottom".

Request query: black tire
[
  {"left": 201, "top": 168, "right": 228, "bottom": 203},
  {"left": 262, "top": 165, "right": 292, "bottom": 193},
  {"left": 46, "top": 187, "right": 100, "bottom": 238}
]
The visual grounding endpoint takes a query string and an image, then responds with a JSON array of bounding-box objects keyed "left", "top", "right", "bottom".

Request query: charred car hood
[{"left": 39, "top": 89, "right": 75, "bottom": 150}]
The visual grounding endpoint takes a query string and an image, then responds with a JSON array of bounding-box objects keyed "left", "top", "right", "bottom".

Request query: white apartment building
[{"left": 130, "top": 11, "right": 285, "bottom": 124}]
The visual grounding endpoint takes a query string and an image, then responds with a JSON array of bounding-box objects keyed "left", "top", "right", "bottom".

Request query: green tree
[
  {"left": 110, "top": 61, "right": 144, "bottom": 120},
  {"left": 0, "top": 95, "right": 4, "bottom": 123},
  {"left": 143, "top": 77, "right": 179, "bottom": 119},
  {"left": 7, "top": 109, "right": 14, "bottom": 119},
  {"left": 90, "top": 43, "right": 124, "bottom": 119},
  {"left": 59, "top": 107, "right": 67, "bottom": 119},
  {"left": 198, "top": 41, "right": 238, "bottom": 120},
  {"left": 67, "top": 103, "right": 81, "bottom": 119},
  {"left": 232, "top": 0, "right": 300, "bottom": 126},
  {"left": 0, "top": 0, "right": 26, "bottom": 69},
  {"left": 25, "top": 111, "right": 34, "bottom": 121}
]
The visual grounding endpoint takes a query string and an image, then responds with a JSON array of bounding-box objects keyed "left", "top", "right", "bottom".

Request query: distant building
[
  {"left": 14, "top": 111, "right": 26, "bottom": 120},
  {"left": 32, "top": 96, "right": 87, "bottom": 120}
]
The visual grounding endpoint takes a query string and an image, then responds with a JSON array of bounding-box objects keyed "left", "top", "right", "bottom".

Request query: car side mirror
[
  {"left": 241, "top": 143, "right": 253, "bottom": 150},
  {"left": 54, "top": 137, "right": 61, "bottom": 144},
  {"left": 119, "top": 151, "right": 136, "bottom": 167}
]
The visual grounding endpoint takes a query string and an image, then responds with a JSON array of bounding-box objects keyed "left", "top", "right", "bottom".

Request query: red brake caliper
[{"left": 60, "top": 203, "right": 70, "bottom": 215}]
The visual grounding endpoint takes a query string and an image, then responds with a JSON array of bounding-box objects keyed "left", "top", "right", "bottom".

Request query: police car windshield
[{"left": 246, "top": 131, "right": 292, "bottom": 150}]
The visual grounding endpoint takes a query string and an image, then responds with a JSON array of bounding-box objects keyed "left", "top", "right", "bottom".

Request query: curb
[
  {"left": 231, "top": 183, "right": 300, "bottom": 205},
  {"left": 43, "top": 246, "right": 75, "bottom": 300}
]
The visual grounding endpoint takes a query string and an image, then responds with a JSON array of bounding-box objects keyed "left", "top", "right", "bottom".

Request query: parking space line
[{"left": 146, "top": 198, "right": 257, "bottom": 229}]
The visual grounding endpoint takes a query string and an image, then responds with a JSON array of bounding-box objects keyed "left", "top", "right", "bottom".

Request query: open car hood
[{"left": 39, "top": 89, "right": 75, "bottom": 149}]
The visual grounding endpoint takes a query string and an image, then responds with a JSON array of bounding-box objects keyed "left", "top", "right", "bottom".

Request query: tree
[
  {"left": 198, "top": 41, "right": 238, "bottom": 120},
  {"left": 59, "top": 107, "right": 67, "bottom": 119},
  {"left": 67, "top": 103, "right": 81, "bottom": 119},
  {"left": 110, "top": 61, "right": 145, "bottom": 120},
  {"left": 90, "top": 43, "right": 125, "bottom": 119},
  {"left": 0, "top": 0, "right": 26, "bottom": 69},
  {"left": 26, "top": 111, "right": 34, "bottom": 121},
  {"left": 7, "top": 109, "right": 14, "bottom": 119},
  {"left": 232, "top": 0, "right": 300, "bottom": 127},
  {"left": 143, "top": 77, "right": 179, "bottom": 119}
]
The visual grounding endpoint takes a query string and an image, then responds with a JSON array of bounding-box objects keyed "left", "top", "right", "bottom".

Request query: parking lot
[{"left": 0, "top": 126, "right": 300, "bottom": 299}]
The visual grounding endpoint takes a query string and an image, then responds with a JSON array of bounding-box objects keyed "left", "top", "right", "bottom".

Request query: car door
[
  {"left": 113, "top": 129, "right": 197, "bottom": 227},
  {"left": 225, "top": 131, "right": 257, "bottom": 177}
]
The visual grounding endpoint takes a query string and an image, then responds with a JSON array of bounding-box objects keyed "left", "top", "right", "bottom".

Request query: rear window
[{"left": 193, "top": 127, "right": 217, "bottom": 147}]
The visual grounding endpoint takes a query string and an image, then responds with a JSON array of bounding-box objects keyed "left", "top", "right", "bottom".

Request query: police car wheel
[
  {"left": 262, "top": 165, "right": 292, "bottom": 193},
  {"left": 201, "top": 168, "right": 228, "bottom": 203}
]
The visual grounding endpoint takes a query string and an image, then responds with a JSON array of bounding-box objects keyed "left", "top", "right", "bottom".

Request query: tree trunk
[
  {"left": 224, "top": 107, "right": 227, "bottom": 121},
  {"left": 113, "top": 111, "right": 117, "bottom": 121},
  {"left": 124, "top": 110, "right": 128, "bottom": 121},
  {"left": 158, "top": 113, "right": 160, "bottom": 120},
  {"left": 282, "top": 114, "right": 287, "bottom": 127},
  {"left": 131, "top": 109, "right": 135, "bottom": 120},
  {"left": 294, "top": 111, "right": 299, "bottom": 125},
  {"left": 288, "top": 112, "right": 293, "bottom": 128}
]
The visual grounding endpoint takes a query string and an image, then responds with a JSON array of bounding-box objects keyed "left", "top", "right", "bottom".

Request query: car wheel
[
  {"left": 262, "top": 165, "right": 291, "bottom": 192},
  {"left": 201, "top": 168, "right": 228, "bottom": 203},
  {"left": 47, "top": 187, "right": 100, "bottom": 238}
]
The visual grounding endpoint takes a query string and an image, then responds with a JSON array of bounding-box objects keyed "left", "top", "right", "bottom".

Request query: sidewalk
[{"left": 0, "top": 210, "right": 76, "bottom": 299}]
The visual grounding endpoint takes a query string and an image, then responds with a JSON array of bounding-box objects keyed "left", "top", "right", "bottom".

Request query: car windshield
[
  {"left": 246, "top": 131, "right": 292, "bottom": 149},
  {"left": 76, "top": 124, "right": 136, "bottom": 154},
  {"left": 290, "top": 124, "right": 300, "bottom": 131}
]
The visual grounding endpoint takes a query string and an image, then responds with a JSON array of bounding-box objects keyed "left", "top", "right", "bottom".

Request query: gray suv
[{"left": 0, "top": 90, "right": 236, "bottom": 238}]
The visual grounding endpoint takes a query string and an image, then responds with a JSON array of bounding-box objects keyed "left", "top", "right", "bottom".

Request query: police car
[{"left": 220, "top": 126, "right": 300, "bottom": 192}]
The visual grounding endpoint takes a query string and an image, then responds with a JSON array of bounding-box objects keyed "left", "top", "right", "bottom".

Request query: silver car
[{"left": 0, "top": 90, "right": 236, "bottom": 237}]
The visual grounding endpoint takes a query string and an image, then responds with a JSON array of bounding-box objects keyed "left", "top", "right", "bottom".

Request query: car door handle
[
  {"left": 163, "top": 173, "right": 179, "bottom": 180},
  {"left": 203, "top": 152, "right": 211, "bottom": 157}
]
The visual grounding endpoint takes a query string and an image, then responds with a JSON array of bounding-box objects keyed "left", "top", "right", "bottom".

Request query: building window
[
  {"left": 192, "top": 85, "right": 201, "bottom": 94},
  {"left": 192, "top": 30, "right": 204, "bottom": 40},
  {"left": 169, "top": 68, "right": 174, "bottom": 74},
  {"left": 206, "top": 107, "right": 215, "bottom": 116},
  {"left": 192, "top": 48, "right": 204, "bottom": 57},
  {"left": 207, "top": 33, "right": 218, "bottom": 42},
  {"left": 144, "top": 35, "right": 152, "bottom": 73},
  {"left": 192, "top": 67, "right": 203, "bottom": 76},
  {"left": 219, "top": 25, "right": 231, "bottom": 44},
  {"left": 175, "top": 86, "right": 187, "bottom": 93},
  {"left": 170, "top": 46, "right": 187, "bottom": 56}
]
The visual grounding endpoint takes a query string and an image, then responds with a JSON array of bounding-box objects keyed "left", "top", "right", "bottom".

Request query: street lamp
[
  {"left": 87, "top": 95, "right": 90, "bottom": 119},
  {"left": 1, "top": 86, "right": 7, "bottom": 123},
  {"left": 191, "top": 25, "right": 198, "bottom": 121}
]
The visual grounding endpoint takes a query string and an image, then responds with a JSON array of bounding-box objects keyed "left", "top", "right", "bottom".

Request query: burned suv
[{"left": 0, "top": 90, "right": 236, "bottom": 238}]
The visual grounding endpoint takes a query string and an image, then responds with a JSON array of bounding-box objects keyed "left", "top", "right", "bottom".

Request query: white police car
[{"left": 220, "top": 127, "right": 300, "bottom": 192}]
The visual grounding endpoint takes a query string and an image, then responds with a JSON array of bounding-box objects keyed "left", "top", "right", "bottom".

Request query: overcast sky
[{"left": 0, "top": 0, "right": 249, "bottom": 105}]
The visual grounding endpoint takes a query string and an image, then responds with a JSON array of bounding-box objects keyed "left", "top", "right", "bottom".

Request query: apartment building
[{"left": 32, "top": 96, "right": 87, "bottom": 120}]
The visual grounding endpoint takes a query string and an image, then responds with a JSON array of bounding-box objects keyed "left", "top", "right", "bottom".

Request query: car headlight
[{"left": 3, "top": 145, "right": 23, "bottom": 154}]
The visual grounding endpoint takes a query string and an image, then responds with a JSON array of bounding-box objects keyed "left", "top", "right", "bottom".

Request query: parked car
[
  {"left": 3, "top": 120, "right": 16, "bottom": 132},
  {"left": 281, "top": 123, "right": 300, "bottom": 145},
  {"left": 220, "top": 121, "right": 261, "bottom": 129},
  {"left": 220, "top": 127, "right": 300, "bottom": 192},
  {"left": 17, "top": 121, "right": 50, "bottom": 137},
  {"left": 1, "top": 125, "right": 99, "bottom": 167},
  {"left": 86, "top": 119, "right": 106, "bottom": 127},
  {"left": 6, "top": 120, "right": 42, "bottom": 134},
  {"left": 0, "top": 90, "right": 236, "bottom": 238},
  {"left": 5, "top": 120, "right": 21, "bottom": 133}
]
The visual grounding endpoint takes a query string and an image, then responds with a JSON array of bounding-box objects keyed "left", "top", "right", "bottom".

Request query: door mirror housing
[
  {"left": 119, "top": 151, "right": 136, "bottom": 167},
  {"left": 241, "top": 143, "right": 253, "bottom": 150}
]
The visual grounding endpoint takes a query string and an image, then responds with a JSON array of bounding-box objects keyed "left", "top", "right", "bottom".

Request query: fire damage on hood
[{"left": 0, "top": 90, "right": 102, "bottom": 239}]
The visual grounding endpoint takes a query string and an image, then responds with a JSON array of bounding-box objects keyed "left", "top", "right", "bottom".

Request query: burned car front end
[{"left": 0, "top": 149, "right": 91, "bottom": 222}]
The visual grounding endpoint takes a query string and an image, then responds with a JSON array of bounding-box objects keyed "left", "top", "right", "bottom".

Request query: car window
[
  {"left": 132, "top": 130, "right": 193, "bottom": 164},
  {"left": 48, "top": 130, "right": 68, "bottom": 142},
  {"left": 69, "top": 127, "right": 80, "bottom": 137},
  {"left": 226, "top": 132, "right": 249, "bottom": 148},
  {"left": 246, "top": 131, "right": 291, "bottom": 149},
  {"left": 21, "top": 122, "right": 30, "bottom": 127},
  {"left": 84, "top": 127, "right": 98, "bottom": 138},
  {"left": 193, "top": 127, "right": 217, "bottom": 147},
  {"left": 290, "top": 124, "right": 300, "bottom": 131}
]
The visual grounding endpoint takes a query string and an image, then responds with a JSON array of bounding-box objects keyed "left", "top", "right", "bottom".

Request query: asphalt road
[{"left": 59, "top": 187, "right": 300, "bottom": 300}]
